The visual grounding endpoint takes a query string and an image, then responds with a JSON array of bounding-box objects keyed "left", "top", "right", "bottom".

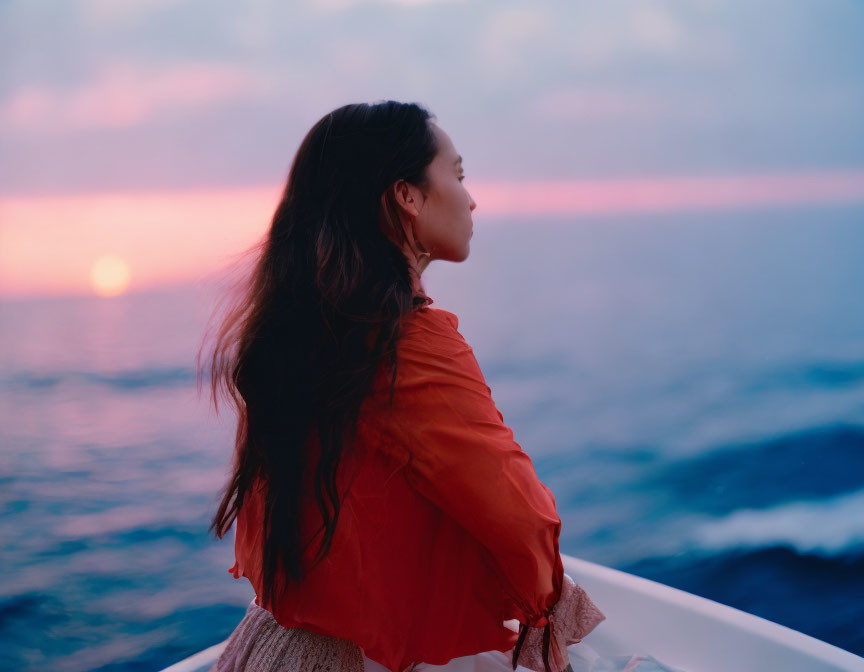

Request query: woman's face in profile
[{"left": 414, "top": 122, "right": 477, "bottom": 262}]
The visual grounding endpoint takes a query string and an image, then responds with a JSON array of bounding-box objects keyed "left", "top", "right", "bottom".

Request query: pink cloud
[
  {"left": 0, "top": 62, "right": 259, "bottom": 133},
  {"left": 469, "top": 170, "right": 864, "bottom": 217}
]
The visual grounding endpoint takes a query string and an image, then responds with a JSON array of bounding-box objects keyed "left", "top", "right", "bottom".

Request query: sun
[{"left": 89, "top": 254, "right": 132, "bottom": 297}]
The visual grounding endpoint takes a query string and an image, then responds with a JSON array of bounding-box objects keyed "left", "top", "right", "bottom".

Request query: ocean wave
[
  {"left": 745, "top": 359, "right": 864, "bottom": 392},
  {"left": 2, "top": 366, "right": 197, "bottom": 391},
  {"left": 689, "top": 488, "right": 864, "bottom": 556},
  {"left": 648, "top": 422, "right": 864, "bottom": 516}
]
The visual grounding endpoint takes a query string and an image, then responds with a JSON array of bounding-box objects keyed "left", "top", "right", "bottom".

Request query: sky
[{"left": 1, "top": 0, "right": 863, "bottom": 298}]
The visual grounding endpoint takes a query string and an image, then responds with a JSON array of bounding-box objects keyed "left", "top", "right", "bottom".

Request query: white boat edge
[
  {"left": 562, "top": 555, "right": 863, "bottom": 672},
  {"left": 160, "top": 554, "right": 864, "bottom": 672}
]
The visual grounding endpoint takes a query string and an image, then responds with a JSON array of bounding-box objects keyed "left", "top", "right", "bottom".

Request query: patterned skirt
[{"left": 207, "top": 599, "right": 544, "bottom": 672}]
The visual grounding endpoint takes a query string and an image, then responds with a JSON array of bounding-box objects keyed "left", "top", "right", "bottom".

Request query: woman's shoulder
[
  {"left": 366, "top": 306, "right": 479, "bottom": 410},
  {"left": 397, "top": 306, "right": 483, "bottom": 376}
]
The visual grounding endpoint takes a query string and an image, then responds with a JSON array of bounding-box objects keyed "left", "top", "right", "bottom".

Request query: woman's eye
[{"left": 458, "top": 175, "right": 465, "bottom": 182}]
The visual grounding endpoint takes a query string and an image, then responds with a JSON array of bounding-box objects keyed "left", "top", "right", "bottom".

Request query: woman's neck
[{"left": 404, "top": 244, "right": 431, "bottom": 300}]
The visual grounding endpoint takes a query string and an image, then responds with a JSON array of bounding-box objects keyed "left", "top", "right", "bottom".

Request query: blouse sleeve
[{"left": 371, "top": 310, "right": 605, "bottom": 672}]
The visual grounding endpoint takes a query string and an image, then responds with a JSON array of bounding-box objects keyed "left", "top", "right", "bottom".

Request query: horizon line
[{"left": 2, "top": 168, "right": 863, "bottom": 301}]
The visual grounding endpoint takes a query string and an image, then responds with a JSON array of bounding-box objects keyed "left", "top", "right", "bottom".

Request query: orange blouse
[{"left": 228, "top": 304, "right": 603, "bottom": 672}]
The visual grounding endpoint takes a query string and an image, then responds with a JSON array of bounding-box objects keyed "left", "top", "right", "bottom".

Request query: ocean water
[{"left": 2, "top": 205, "right": 863, "bottom": 671}]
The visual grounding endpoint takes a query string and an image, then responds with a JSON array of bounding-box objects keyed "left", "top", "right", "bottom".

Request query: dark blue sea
[{"left": 2, "top": 206, "right": 863, "bottom": 671}]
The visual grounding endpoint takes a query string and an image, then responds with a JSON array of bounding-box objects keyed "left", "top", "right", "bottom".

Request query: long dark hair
[{"left": 197, "top": 100, "right": 438, "bottom": 607}]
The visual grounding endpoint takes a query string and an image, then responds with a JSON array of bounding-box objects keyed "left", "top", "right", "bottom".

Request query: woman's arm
[{"left": 372, "top": 311, "right": 605, "bottom": 672}]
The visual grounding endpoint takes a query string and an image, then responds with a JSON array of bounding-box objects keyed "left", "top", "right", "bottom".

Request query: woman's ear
[{"left": 392, "top": 179, "right": 420, "bottom": 218}]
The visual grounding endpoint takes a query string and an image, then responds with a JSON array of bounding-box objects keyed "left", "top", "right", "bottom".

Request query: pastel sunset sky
[{"left": 1, "top": 0, "right": 862, "bottom": 298}]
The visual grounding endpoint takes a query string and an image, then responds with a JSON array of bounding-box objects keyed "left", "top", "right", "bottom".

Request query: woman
[{"left": 199, "top": 100, "right": 606, "bottom": 672}]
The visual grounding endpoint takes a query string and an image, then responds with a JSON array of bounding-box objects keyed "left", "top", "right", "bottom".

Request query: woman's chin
[{"left": 438, "top": 242, "right": 471, "bottom": 263}]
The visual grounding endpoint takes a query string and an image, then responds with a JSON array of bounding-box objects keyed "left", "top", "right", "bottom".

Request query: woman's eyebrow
[{"left": 454, "top": 155, "right": 462, "bottom": 165}]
